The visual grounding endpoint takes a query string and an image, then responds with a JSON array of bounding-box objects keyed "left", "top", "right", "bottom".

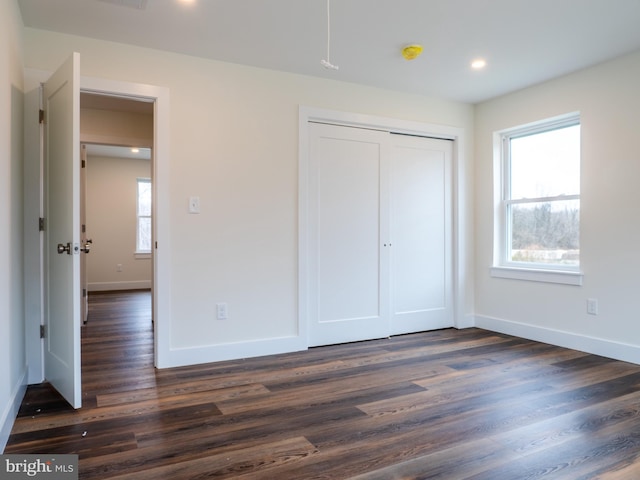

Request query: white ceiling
[
  {"left": 85, "top": 144, "right": 151, "bottom": 160},
  {"left": 81, "top": 92, "right": 154, "bottom": 114},
  {"left": 17, "top": 0, "right": 640, "bottom": 103}
]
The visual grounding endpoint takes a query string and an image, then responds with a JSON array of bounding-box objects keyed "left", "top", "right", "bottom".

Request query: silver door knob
[
  {"left": 81, "top": 241, "right": 92, "bottom": 254},
  {"left": 57, "top": 242, "right": 71, "bottom": 255}
]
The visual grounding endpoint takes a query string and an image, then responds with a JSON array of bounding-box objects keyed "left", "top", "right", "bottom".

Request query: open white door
[{"left": 43, "top": 52, "right": 82, "bottom": 408}]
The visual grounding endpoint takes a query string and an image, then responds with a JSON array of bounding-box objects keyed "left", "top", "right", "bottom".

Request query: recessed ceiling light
[
  {"left": 131, "top": 148, "right": 140, "bottom": 153},
  {"left": 471, "top": 59, "right": 487, "bottom": 70}
]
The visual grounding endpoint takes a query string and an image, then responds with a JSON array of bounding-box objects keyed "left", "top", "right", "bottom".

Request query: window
[
  {"left": 493, "top": 114, "right": 581, "bottom": 284},
  {"left": 136, "top": 178, "right": 152, "bottom": 253}
]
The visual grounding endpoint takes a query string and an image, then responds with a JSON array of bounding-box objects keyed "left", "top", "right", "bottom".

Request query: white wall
[
  {"left": 81, "top": 107, "right": 153, "bottom": 148},
  {"left": 23, "top": 28, "right": 474, "bottom": 367},
  {"left": 0, "top": 0, "right": 25, "bottom": 452},
  {"left": 475, "top": 50, "right": 640, "bottom": 363},
  {"left": 82, "top": 105, "right": 154, "bottom": 292},
  {"left": 86, "top": 154, "right": 152, "bottom": 291}
]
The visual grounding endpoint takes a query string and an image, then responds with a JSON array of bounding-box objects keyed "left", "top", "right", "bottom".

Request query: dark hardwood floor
[{"left": 6, "top": 291, "right": 640, "bottom": 479}]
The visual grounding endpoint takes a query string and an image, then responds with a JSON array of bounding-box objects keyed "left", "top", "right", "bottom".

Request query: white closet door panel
[
  {"left": 318, "top": 144, "right": 379, "bottom": 321},
  {"left": 308, "top": 123, "right": 389, "bottom": 346},
  {"left": 390, "top": 135, "right": 453, "bottom": 334}
]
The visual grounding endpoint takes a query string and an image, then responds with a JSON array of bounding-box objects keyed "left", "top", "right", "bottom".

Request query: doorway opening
[
  {"left": 35, "top": 57, "right": 170, "bottom": 409},
  {"left": 79, "top": 92, "right": 154, "bottom": 381}
]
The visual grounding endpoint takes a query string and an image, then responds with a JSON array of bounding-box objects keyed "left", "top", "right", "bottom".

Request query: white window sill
[
  {"left": 134, "top": 252, "right": 152, "bottom": 260},
  {"left": 491, "top": 266, "right": 583, "bottom": 286}
]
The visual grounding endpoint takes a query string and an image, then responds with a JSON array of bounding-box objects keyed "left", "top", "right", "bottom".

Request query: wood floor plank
[
  {"left": 6, "top": 290, "right": 640, "bottom": 479},
  {"left": 489, "top": 389, "right": 640, "bottom": 457},
  {"left": 9, "top": 390, "right": 224, "bottom": 435},
  {"left": 346, "top": 437, "right": 524, "bottom": 480},
  {"left": 96, "top": 381, "right": 270, "bottom": 407},
  {"left": 466, "top": 427, "right": 640, "bottom": 480},
  {"left": 117, "top": 436, "right": 318, "bottom": 480},
  {"left": 130, "top": 383, "right": 424, "bottom": 455},
  {"left": 595, "top": 458, "right": 640, "bottom": 480},
  {"left": 214, "top": 363, "right": 444, "bottom": 415},
  {"left": 359, "top": 363, "right": 563, "bottom": 418},
  {"left": 81, "top": 436, "right": 318, "bottom": 480}
]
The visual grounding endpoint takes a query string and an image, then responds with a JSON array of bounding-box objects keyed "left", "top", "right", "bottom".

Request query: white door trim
[
  {"left": 80, "top": 75, "right": 171, "bottom": 368},
  {"left": 298, "top": 106, "right": 471, "bottom": 346},
  {"left": 25, "top": 70, "right": 171, "bottom": 375}
]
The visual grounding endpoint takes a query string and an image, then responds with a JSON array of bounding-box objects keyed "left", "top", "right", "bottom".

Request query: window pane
[
  {"left": 509, "top": 199, "right": 579, "bottom": 265},
  {"left": 138, "top": 180, "right": 151, "bottom": 216},
  {"left": 510, "top": 124, "right": 580, "bottom": 199},
  {"left": 138, "top": 217, "right": 151, "bottom": 252}
]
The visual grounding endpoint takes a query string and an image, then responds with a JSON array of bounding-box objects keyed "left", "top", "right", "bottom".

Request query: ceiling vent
[{"left": 97, "top": 0, "right": 147, "bottom": 10}]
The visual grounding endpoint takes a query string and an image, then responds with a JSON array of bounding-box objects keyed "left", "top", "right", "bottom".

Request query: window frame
[
  {"left": 491, "top": 113, "right": 583, "bottom": 285},
  {"left": 136, "top": 177, "right": 152, "bottom": 255}
]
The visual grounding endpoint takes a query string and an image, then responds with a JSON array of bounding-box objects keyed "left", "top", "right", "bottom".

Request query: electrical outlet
[
  {"left": 587, "top": 298, "right": 598, "bottom": 315},
  {"left": 216, "top": 302, "right": 228, "bottom": 320},
  {"left": 116, "top": 263, "right": 123, "bottom": 272}
]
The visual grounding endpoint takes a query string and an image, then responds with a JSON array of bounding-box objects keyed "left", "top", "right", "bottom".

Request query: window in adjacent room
[
  {"left": 492, "top": 113, "right": 581, "bottom": 284},
  {"left": 136, "top": 177, "right": 152, "bottom": 253}
]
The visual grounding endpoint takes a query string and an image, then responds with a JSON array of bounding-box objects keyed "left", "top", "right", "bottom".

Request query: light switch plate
[{"left": 189, "top": 196, "right": 200, "bottom": 214}]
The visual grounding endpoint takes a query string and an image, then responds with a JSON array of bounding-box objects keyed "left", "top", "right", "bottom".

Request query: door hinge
[
  {"left": 40, "top": 325, "right": 45, "bottom": 339},
  {"left": 81, "top": 159, "right": 86, "bottom": 168},
  {"left": 83, "top": 288, "right": 87, "bottom": 298},
  {"left": 39, "top": 109, "right": 45, "bottom": 124},
  {"left": 82, "top": 224, "right": 86, "bottom": 233},
  {"left": 39, "top": 217, "right": 45, "bottom": 232}
]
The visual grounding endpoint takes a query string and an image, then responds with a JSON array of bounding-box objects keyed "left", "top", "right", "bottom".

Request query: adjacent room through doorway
[{"left": 80, "top": 92, "right": 155, "bottom": 386}]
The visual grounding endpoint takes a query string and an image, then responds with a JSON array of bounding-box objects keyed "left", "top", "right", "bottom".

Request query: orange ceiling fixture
[{"left": 402, "top": 44, "right": 424, "bottom": 60}]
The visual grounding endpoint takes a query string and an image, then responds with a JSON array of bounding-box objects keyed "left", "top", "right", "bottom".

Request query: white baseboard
[
  {"left": 476, "top": 314, "right": 640, "bottom": 365},
  {"left": 0, "top": 368, "right": 27, "bottom": 453},
  {"left": 88, "top": 281, "right": 151, "bottom": 292},
  {"left": 157, "top": 335, "right": 308, "bottom": 369}
]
